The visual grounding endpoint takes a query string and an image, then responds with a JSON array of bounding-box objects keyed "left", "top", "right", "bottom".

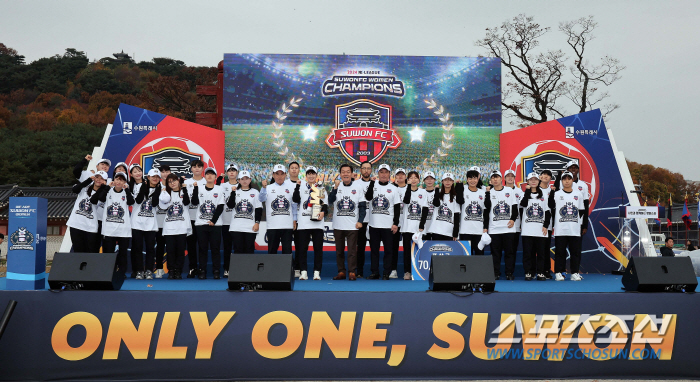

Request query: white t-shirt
[
  {"left": 66, "top": 185, "right": 99, "bottom": 233},
  {"left": 394, "top": 184, "right": 407, "bottom": 228},
  {"left": 552, "top": 189, "right": 584, "bottom": 237},
  {"left": 368, "top": 182, "right": 400, "bottom": 229},
  {"left": 459, "top": 187, "right": 487, "bottom": 235},
  {"left": 424, "top": 189, "right": 437, "bottom": 233},
  {"left": 356, "top": 179, "right": 372, "bottom": 223},
  {"left": 296, "top": 180, "right": 329, "bottom": 231},
  {"left": 540, "top": 186, "right": 553, "bottom": 231},
  {"left": 101, "top": 188, "right": 132, "bottom": 238},
  {"left": 509, "top": 186, "right": 523, "bottom": 233},
  {"left": 401, "top": 187, "right": 427, "bottom": 233},
  {"left": 262, "top": 182, "right": 295, "bottom": 230},
  {"left": 220, "top": 182, "right": 239, "bottom": 226},
  {"left": 78, "top": 171, "right": 110, "bottom": 222},
  {"left": 155, "top": 181, "right": 167, "bottom": 229},
  {"left": 131, "top": 183, "right": 159, "bottom": 232},
  {"left": 160, "top": 190, "right": 191, "bottom": 236},
  {"left": 332, "top": 181, "right": 366, "bottom": 231},
  {"left": 229, "top": 188, "right": 262, "bottom": 233},
  {"left": 428, "top": 193, "right": 459, "bottom": 237},
  {"left": 521, "top": 191, "right": 549, "bottom": 238},
  {"left": 194, "top": 184, "right": 225, "bottom": 226},
  {"left": 184, "top": 177, "right": 205, "bottom": 221},
  {"left": 573, "top": 179, "right": 590, "bottom": 225},
  {"left": 488, "top": 187, "right": 517, "bottom": 235}
]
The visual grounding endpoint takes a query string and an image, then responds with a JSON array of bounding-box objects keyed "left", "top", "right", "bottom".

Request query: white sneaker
[
  {"left": 224, "top": 270, "right": 229, "bottom": 277},
  {"left": 404, "top": 272, "right": 412, "bottom": 280},
  {"left": 145, "top": 270, "right": 153, "bottom": 280},
  {"left": 154, "top": 269, "right": 164, "bottom": 279},
  {"left": 570, "top": 273, "right": 583, "bottom": 281},
  {"left": 389, "top": 270, "right": 398, "bottom": 279},
  {"left": 313, "top": 271, "right": 321, "bottom": 280},
  {"left": 294, "top": 270, "right": 301, "bottom": 278},
  {"left": 555, "top": 272, "right": 565, "bottom": 281},
  {"left": 136, "top": 271, "right": 144, "bottom": 280},
  {"left": 299, "top": 270, "right": 308, "bottom": 280}
]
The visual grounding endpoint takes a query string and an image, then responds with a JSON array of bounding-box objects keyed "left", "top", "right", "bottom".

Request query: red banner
[{"left": 326, "top": 127, "right": 401, "bottom": 148}]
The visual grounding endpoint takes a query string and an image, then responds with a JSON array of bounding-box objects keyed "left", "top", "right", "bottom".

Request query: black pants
[
  {"left": 522, "top": 235, "right": 548, "bottom": 275},
  {"left": 296, "top": 229, "right": 324, "bottom": 272},
  {"left": 512, "top": 232, "right": 521, "bottom": 255},
  {"left": 70, "top": 227, "right": 100, "bottom": 253},
  {"left": 165, "top": 234, "right": 186, "bottom": 273},
  {"left": 155, "top": 228, "right": 166, "bottom": 269},
  {"left": 490, "top": 232, "right": 516, "bottom": 276},
  {"left": 459, "top": 234, "right": 484, "bottom": 256},
  {"left": 555, "top": 235, "right": 582, "bottom": 274},
  {"left": 102, "top": 236, "right": 129, "bottom": 276},
  {"left": 390, "top": 230, "right": 402, "bottom": 272},
  {"left": 232, "top": 231, "right": 257, "bottom": 255},
  {"left": 544, "top": 230, "right": 553, "bottom": 273},
  {"left": 356, "top": 222, "right": 368, "bottom": 276},
  {"left": 369, "top": 226, "right": 393, "bottom": 276},
  {"left": 268, "top": 229, "right": 293, "bottom": 254},
  {"left": 399, "top": 232, "right": 413, "bottom": 273},
  {"left": 95, "top": 221, "right": 104, "bottom": 253},
  {"left": 222, "top": 225, "right": 232, "bottom": 271},
  {"left": 187, "top": 220, "right": 198, "bottom": 271},
  {"left": 197, "top": 225, "right": 222, "bottom": 273},
  {"left": 131, "top": 229, "right": 156, "bottom": 273},
  {"left": 292, "top": 231, "right": 300, "bottom": 270}
]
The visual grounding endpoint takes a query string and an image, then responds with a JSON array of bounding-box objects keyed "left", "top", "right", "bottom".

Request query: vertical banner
[
  {"left": 500, "top": 109, "right": 639, "bottom": 272},
  {"left": 6, "top": 197, "right": 47, "bottom": 290}
]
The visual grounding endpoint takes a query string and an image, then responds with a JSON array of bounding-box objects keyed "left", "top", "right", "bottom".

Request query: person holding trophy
[{"left": 292, "top": 166, "right": 329, "bottom": 280}]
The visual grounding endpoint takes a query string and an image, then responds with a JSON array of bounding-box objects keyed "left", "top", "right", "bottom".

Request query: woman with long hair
[{"left": 159, "top": 173, "right": 191, "bottom": 279}]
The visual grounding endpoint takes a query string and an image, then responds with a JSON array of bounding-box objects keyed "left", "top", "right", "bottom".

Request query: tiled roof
[{"left": 0, "top": 185, "right": 76, "bottom": 219}]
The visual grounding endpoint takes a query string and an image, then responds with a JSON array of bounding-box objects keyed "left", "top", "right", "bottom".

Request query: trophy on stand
[{"left": 310, "top": 182, "right": 325, "bottom": 221}]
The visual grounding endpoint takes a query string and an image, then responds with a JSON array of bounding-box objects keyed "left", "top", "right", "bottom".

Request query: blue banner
[
  {"left": 6, "top": 197, "right": 47, "bottom": 290},
  {"left": 411, "top": 240, "right": 472, "bottom": 281}
]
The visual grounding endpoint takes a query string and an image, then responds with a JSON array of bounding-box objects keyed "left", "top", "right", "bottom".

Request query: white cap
[
  {"left": 147, "top": 169, "right": 161, "bottom": 178},
  {"left": 504, "top": 169, "right": 516, "bottom": 177},
  {"left": 239, "top": 170, "right": 251, "bottom": 179},
  {"left": 226, "top": 163, "right": 239, "bottom": 172},
  {"left": 423, "top": 171, "right": 436, "bottom": 179},
  {"left": 468, "top": 166, "right": 481, "bottom": 173},
  {"left": 305, "top": 166, "right": 318, "bottom": 174},
  {"left": 204, "top": 167, "right": 217, "bottom": 175},
  {"left": 490, "top": 170, "right": 502, "bottom": 178},
  {"left": 526, "top": 172, "right": 539, "bottom": 180},
  {"left": 114, "top": 171, "right": 128, "bottom": 181},
  {"left": 561, "top": 171, "right": 574, "bottom": 179},
  {"left": 377, "top": 164, "right": 391, "bottom": 172},
  {"left": 273, "top": 164, "right": 287, "bottom": 173},
  {"left": 97, "top": 158, "right": 111, "bottom": 167},
  {"left": 566, "top": 160, "right": 579, "bottom": 169},
  {"left": 129, "top": 163, "right": 142, "bottom": 171},
  {"left": 478, "top": 233, "right": 492, "bottom": 251},
  {"left": 442, "top": 172, "right": 455, "bottom": 180},
  {"left": 94, "top": 171, "right": 108, "bottom": 179},
  {"left": 412, "top": 232, "right": 424, "bottom": 250},
  {"left": 394, "top": 168, "right": 406, "bottom": 176}
]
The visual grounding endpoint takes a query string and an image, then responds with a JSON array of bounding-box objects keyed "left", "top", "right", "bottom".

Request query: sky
[{"left": 1, "top": 0, "right": 699, "bottom": 180}]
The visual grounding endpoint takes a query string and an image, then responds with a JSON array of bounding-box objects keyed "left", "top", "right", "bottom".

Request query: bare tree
[{"left": 477, "top": 14, "right": 624, "bottom": 127}]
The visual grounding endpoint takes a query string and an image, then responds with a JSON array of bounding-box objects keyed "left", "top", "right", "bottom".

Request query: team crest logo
[
  {"left": 407, "top": 201, "right": 422, "bottom": 220},
  {"left": 505, "top": 193, "right": 510, "bottom": 198},
  {"left": 436, "top": 203, "right": 453, "bottom": 223},
  {"left": 138, "top": 199, "right": 154, "bottom": 217},
  {"left": 559, "top": 202, "right": 579, "bottom": 222},
  {"left": 105, "top": 203, "right": 125, "bottom": 223},
  {"left": 326, "top": 99, "right": 402, "bottom": 165},
  {"left": 418, "top": 194, "right": 423, "bottom": 199},
  {"left": 213, "top": 193, "right": 219, "bottom": 198},
  {"left": 271, "top": 195, "right": 291, "bottom": 216},
  {"left": 199, "top": 200, "right": 216, "bottom": 220},
  {"left": 76, "top": 198, "right": 94, "bottom": 218},
  {"left": 351, "top": 190, "right": 357, "bottom": 194},
  {"left": 9, "top": 227, "right": 34, "bottom": 251},
  {"left": 492, "top": 201, "right": 511, "bottom": 221},
  {"left": 464, "top": 201, "right": 483, "bottom": 221},
  {"left": 235, "top": 199, "right": 254, "bottom": 219},
  {"left": 371, "top": 194, "right": 391, "bottom": 215},
  {"left": 574, "top": 196, "right": 579, "bottom": 201},
  {"left": 166, "top": 202, "right": 185, "bottom": 222},
  {"left": 336, "top": 196, "right": 357, "bottom": 217},
  {"left": 526, "top": 204, "right": 544, "bottom": 223},
  {"left": 140, "top": 148, "right": 202, "bottom": 178},
  {"left": 522, "top": 151, "right": 576, "bottom": 182},
  {"left": 578, "top": 186, "right": 583, "bottom": 191}
]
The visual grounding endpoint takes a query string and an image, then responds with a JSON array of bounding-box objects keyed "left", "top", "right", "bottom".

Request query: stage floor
[{"left": 0, "top": 273, "right": 660, "bottom": 293}]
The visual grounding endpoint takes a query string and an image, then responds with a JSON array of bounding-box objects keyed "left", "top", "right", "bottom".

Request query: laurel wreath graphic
[
  {"left": 419, "top": 99, "right": 454, "bottom": 169},
  {"left": 271, "top": 97, "right": 304, "bottom": 165}
]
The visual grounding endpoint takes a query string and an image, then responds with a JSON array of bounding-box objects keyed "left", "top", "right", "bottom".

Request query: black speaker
[
  {"left": 228, "top": 254, "right": 295, "bottom": 291},
  {"left": 622, "top": 256, "right": 697, "bottom": 292},
  {"left": 429, "top": 255, "right": 496, "bottom": 292},
  {"left": 48, "top": 252, "right": 125, "bottom": 290}
]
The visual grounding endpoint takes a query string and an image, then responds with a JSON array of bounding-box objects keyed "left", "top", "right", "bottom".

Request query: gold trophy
[{"left": 310, "top": 182, "right": 325, "bottom": 221}]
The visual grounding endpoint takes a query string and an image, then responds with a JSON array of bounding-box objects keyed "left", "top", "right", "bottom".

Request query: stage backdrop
[{"left": 500, "top": 109, "right": 640, "bottom": 273}]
